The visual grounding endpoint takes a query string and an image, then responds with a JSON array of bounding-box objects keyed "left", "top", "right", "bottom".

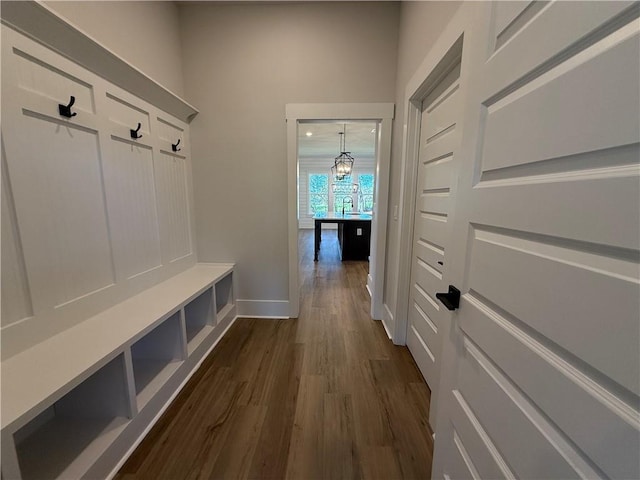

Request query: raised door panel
[
  {"left": 482, "top": 23, "right": 640, "bottom": 173},
  {"left": 412, "top": 239, "right": 444, "bottom": 277},
  {"left": 468, "top": 227, "right": 639, "bottom": 395},
  {"left": 493, "top": 1, "right": 533, "bottom": 41},
  {"left": 460, "top": 294, "right": 639, "bottom": 479},
  {"left": 485, "top": 1, "right": 636, "bottom": 95},
  {"left": 456, "top": 338, "right": 600, "bottom": 478},
  {"left": 492, "top": 1, "right": 547, "bottom": 51},
  {"left": 449, "top": 390, "right": 511, "bottom": 480}
]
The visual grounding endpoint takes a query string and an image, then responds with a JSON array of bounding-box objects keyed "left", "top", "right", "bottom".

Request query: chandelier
[{"left": 331, "top": 125, "right": 354, "bottom": 181}]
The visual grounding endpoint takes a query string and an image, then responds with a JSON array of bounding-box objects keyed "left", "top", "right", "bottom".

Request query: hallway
[{"left": 117, "top": 230, "right": 433, "bottom": 479}]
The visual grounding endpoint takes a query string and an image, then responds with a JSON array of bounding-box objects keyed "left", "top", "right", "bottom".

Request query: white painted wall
[
  {"left": 33, "top": 1, "right": 459, "bottom": 318},
  {"left": 43, "top": 1, "right": 185, "bottom": 96},
  {"left": 383, "top": 1, "right": 462, "bottom": 325},
  {"left": 179, "top": 2, "right": 399, "bottom": 305}
]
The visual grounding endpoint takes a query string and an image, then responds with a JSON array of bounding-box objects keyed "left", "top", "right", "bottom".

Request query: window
[
  {"left": 333, "top": 175, "right": 355, "bottom": 214},
  {"left": 308, "top": 173, "right": 329, "bottom": 214},
  {"left": 307, "top": 171, "right": 375, "bottom": 216},
  {"left": 358, "top": 173, "right": 374, "bottom": 212}
]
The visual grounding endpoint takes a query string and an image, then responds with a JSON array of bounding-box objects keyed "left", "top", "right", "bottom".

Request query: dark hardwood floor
[{"left": 116, "top": 230, "right": 433, "bottom": 479}]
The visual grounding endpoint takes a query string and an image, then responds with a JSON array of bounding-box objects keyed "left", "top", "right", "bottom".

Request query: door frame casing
[
  {"left": 285, "top": 103, "right": 394, "bottom": 319},
  {"left": 392, "top": 3, "right": 473, "bottom": 346}
]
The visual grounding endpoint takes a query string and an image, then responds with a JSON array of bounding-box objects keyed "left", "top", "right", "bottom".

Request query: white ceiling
[{"left": 298, "top": 121, "right": 377, "bottom": 158}]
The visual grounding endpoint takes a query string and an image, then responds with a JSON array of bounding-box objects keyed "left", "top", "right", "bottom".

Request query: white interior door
[
  {"left": 406, "top": 59, "right": 461, "bottom": 412},
  {"left": 433, "top": 2, "right": 640, "bottom": 479}
]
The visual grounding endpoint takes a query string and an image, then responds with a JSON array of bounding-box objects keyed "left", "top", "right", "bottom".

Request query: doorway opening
[
  {"left": 298, "top": 121, "right": 377, "bottom": 222},
  {"left": 285, "top": 103, "right": 394, "bottom": 322}
]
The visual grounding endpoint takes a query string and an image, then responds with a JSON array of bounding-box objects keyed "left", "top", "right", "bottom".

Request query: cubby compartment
[
  {"left": 215, "top": 273, "right": 234, "bottom": 321},
  {"left": 131, "top": 311, "right": 185, "bottom": 408},
  {"left": 13, "top": 354, "right": 132, "bottom": 480},
  {"left": 184, "top": 287, "right": 214, "bottom": 354}
]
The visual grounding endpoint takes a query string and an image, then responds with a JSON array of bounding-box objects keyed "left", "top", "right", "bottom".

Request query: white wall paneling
[
  {"left": 155, "top": 151, "right": 193, "bottom": 263},
  {"left": 1, "top": 24, "right": 198, "bottom": 359}
]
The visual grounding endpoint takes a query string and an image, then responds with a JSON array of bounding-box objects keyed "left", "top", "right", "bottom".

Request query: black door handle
[{"left": 436, "top": 285, "right": 460, "bottom": 311}]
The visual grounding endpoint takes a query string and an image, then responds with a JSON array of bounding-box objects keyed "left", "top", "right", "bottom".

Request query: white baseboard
[
  {"left": 236, "top": 299, "right": 290, "bottom": 319},
  {"left": 382, "top": 303, "right": 394, "bottom": 340}
]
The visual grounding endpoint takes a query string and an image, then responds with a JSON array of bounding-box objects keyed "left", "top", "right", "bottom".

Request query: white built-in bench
[{"left": 1, "top": 263, "right": 236, "bottom": 480}]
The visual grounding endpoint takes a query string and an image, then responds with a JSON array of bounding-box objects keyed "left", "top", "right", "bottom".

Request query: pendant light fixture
[{"left": 331, "top": 124, "right": 354, "bottom": 181}]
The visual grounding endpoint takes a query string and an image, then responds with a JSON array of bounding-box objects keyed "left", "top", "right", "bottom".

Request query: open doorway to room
[
  {"left": 299, "top": 122, "right": 377, "bottom": 222},
  {"left": 285, "top": 103, "right": 394, "bottom": 322},
  {"left": 297, "top": 120, "right": 377, "bottom": 251}
]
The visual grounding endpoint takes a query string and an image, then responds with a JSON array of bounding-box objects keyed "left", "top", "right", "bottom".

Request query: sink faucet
[{"left": 342, "top": 197, "right": 354, "bottom": 215}]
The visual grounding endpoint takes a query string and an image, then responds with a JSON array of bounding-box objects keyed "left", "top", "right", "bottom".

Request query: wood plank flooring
[{"left": 116, "top": 230, "right": 433, "bottom": 479}]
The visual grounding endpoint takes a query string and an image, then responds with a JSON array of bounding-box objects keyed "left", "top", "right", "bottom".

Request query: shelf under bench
[{"left": 1, "top": 262, "right": 236, "bottom": 480}]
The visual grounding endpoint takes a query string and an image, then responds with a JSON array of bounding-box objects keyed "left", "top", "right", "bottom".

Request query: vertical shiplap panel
[
  {"left": 3, "top": 30, "right": 115, "bottom": 312},
  {"left": 155, "top": 152, "right": 192, "bottom": 262},
  {"left": 103, "top": 138, "right": 162, "bottom": 280},
  {"left": 10, "top": 114, "right": 115, "bottom": 308},
  {"left": 299, "top": 167, "right": 310, "bottom": 228}
]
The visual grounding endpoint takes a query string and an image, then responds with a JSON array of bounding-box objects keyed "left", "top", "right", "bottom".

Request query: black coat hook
[
  {"left": 130, "top": 122, "right": 143, "bottom": 139},
  {"left": 58, "top": 96, "right": 77, "bottom": 118},
  {"left": 172, "top": 139, "right": 181, "bottom": 152}
]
